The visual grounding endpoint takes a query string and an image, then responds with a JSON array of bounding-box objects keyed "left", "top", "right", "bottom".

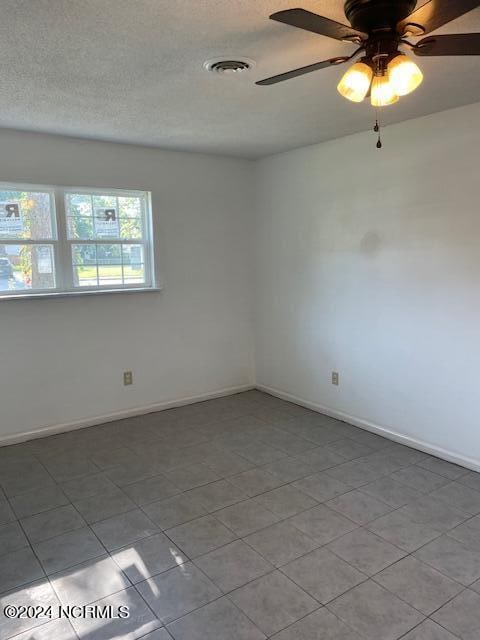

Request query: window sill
[{"left": 0, "top": 287, "right": 162, "bottom": 301}]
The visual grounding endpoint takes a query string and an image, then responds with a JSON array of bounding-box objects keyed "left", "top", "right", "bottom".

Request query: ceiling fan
[{"left": 256, "top": 1, "right": 480, "bottom": 108}]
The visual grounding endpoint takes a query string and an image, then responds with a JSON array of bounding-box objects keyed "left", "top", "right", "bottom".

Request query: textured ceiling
[{"left": 0, "top": 0, "right": 479, "bottom": 157}]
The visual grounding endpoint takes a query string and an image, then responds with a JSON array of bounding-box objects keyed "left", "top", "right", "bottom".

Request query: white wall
[
  {"left": 0, "top": 130, "right": 254, "bottom": 441},
  {"left": 254, "top": 102, "right": 480, "bottom": 468}
]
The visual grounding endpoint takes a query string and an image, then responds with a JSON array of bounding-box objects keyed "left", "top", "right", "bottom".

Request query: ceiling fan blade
[
  {"left": 270, "top": 8, "right": 366, "bottom": 42},
  {"left": 399, "top": 0, "right": 480, "bottom": 36},
  {"left": 413, "top": 33, "right": 480, "bottom": 56},
  {"left": 256, "top": 56, "right": 350, "bottom": 86}
]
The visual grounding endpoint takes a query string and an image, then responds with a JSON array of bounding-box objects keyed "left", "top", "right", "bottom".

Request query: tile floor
[{"left": 1, "top": 390, "right": 480, "bottom": 639}]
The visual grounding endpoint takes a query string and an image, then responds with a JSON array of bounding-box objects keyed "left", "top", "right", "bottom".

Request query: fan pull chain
[{"left": 374, "top": 108, "right": 382, "bottom": 149}]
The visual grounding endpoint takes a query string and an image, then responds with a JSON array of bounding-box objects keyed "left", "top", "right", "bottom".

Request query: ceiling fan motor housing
[{"left": 344, "top": 0, "right": 417, "bottom": 32}]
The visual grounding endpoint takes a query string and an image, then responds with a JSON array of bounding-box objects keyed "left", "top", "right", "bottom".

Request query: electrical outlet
[
  {"left": 332, "top": 371, "right": 339, "bottom": 386},
  {"left": 123, "top": 371, "right": 133, "bottom": 386}
]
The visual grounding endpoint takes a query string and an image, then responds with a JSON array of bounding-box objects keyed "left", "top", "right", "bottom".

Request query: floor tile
[
  {"left": 92, "top": 508, "right": 159, "bottom": 551},
  {"left": 2, "top": 467, "right": 55, "bottom": 497},
  {"left": 0, "top": 521, "right": 28, "bottom": 555},
  {"left": 0, "top": 546, "right": 44, "bottom": 593},
  {"left": 136, "top": 562, "right": 221, "bottom": 624},
  {"left": 359, "top": 450, "right": 409, "bottom": 475},
  {"left": 326, "top": 438, "right": 374, "bottom": 460},
  {"left": 289, "top": 505, "right": 358, "bottom": 545},
  {"left": 328, "top": 580, "right": 424, "bottom": 640},
  {"left": 34, "top": 526, "right": 105, "bottom": 574},
  {"left": 430, "top": 482, "right": 480, "bottom": 516},
  {"left": 375, "top": 556, "right": 463, "bottom": 615},
  {"left": 61, "top": 472, "right": 116, "bottom": 501},
  {"left": 401, "top": 619, "right": 460, "bottom": 639},
  {"left": 195, "top": 539, "right": 273, "bottom": 592},
  {"left": 123, "top": 474, "right": 180, "bottom": 505},
  {"left": 0, "top": 579, "right": 60, "bottom": 639},
  {"left": 21, "top": 504, "right": 85, "bottom": 543},
  {"left": 136, "top": 630, "right": 173, "bottom": 640},
  {"left": 50, "top": 555, "right": 130, "bottom": 606},
  {"left": 43, "top": 456, "right": 100, "bottom": 482},
  {"left": 105, "top": 460, "right": 163, "bottom": 487},
  {"left": 418, "top": 457, "right": 469, "bottom": 481},
  {"left": 167, "top": 595, "right": 266, "bottom": 640},
  {"left": 164, "top": 462, "right": 220, "bottom": 490},
  {"left": 73, "top": 486, "right": 136, "bottom": 523},
  {"left": 229, "top": 570, "right": 319, "bottom": 636},
  {"left": 203, "top": 450, "right": 255, "bottom": 477},
  {"left": 215, "top": 497, "right": 281, "bottom": 536},
  {"left": 244, "top": 520, "right": 319, "bottom": 567},
  {"left": 166, "top": 514, "right": 236, "bottom": 557},
  {"left": 270, "top": 607, "right": 362, "bottom": 640},
  {"left": 432, "top": 589, "right": 480, "bottom": 639},
  {"left": 361, "top": 476, "right": 423, "bottom": 507},
  {"left": 10, "top": 484, "right": 69, "bottom": 519},
  {"left": 325, "top": 461, "right": 383, "bottom": 488},
  {"left": 367, "top": 510, "right": 441, "bottom": 551},
  {"left": 91, "top": 446, "right": 136, "bottom": 469},
  {"left": 399, "top": 496, "right": 469, "bottom": 532},
  {"left": 415, "top": 535, "right": 480, "bottom": 585},
  {"left": 0, "top": 500, "right": 15, "bottom": 526},
  {"left": 255, "top": 484, "right": 317, "bottom": 518},
  {"left": 458, "top": 471, "right": 480, "bottom": 493},
  {"left": 448, "top": 515, "right": 480, "bottom": 551},
  {"left": 187, "top": 479, "right": 247, "bottom": 511},
  {"left": 72, "top": 586, "right": 162, "bottom": 640},
  {"left": 326, "top": 489, "right": 393, "bottom": 524},
  {"left": 264, "top": 457, "right": 320, "bottom": 482},
  {"left": 295, "top": 448, "right": 346, "bottom": 472},
  {"left": 142, "top": 492, "right": 208, "bottom": 530},
  {"left": 282, "top": 547, "right": 366, "bottom": 603},
  {"left": 391, "top": 466, "right": 450, "bottom": 493},
  {"left": 327, "top": 528, "right": 406, "bottom": 576},
  {"left": 111, "top": 531, "right": 186, "bottom": 583},
  {"left": 9, "top": 619, "right": 77, "bottom": 640},
  {"left": 293, "top": 472, "right": 351, "bottom": 502},
  {"left": 229, "top": 468, "right": 284, "bottom": 497},
  {"left": 235, "top": 441, "right": 288, "bottom": 465}
]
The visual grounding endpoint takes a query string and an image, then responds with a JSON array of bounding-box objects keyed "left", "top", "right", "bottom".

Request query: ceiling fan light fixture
[
  {"left": 387, "top": 53, "right": 423, "bottom": 96},
  {"left": 370, "top": 74, "right": 399, "bottom": 107},
  {"left": 337, "top": 61, "right": 373, "bottom": 102}
]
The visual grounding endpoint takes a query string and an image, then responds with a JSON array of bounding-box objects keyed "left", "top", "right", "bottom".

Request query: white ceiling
[{"left": 1, "top": 0, "right": 479, "bottom": 158}]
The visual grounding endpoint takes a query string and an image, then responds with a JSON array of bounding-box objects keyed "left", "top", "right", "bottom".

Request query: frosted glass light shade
[
  {"left": 337, "top": 62, "right": 373, "bottom": 103},
  {"left": 388, "top": 54, "right": 423, "bottom": 96},
  {"left": 371, "top": 74, "right": 399, "bottom": 107}
]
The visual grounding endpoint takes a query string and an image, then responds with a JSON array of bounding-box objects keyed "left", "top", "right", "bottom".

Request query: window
[{"left": 0, "top": 183, "right": 156, "bottom": 298}]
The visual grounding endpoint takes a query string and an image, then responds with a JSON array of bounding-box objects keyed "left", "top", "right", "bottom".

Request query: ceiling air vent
[{"left": 204, "top": 58, "right": 255, "bottom": 74}]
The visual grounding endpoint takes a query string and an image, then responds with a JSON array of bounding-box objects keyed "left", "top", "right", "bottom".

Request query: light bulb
[
  {"left": 388, "top": 53, "right": 423, "bottom": 96},
  {"left": 337, "top": 62, "right": 373, "bottom": 103},
  {"left": 371, "top": 74, "right": 399, "bottom": 107}
]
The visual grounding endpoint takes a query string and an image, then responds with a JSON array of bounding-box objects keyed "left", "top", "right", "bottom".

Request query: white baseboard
[
  {"left": 257, "top": 383, "right": 480, "bottom": 473},
  {"left": 0, "top": 383, "right": 255, "bottom": 447}
]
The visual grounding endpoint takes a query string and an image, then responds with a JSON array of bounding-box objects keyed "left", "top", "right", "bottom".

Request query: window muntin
[{"left": 0, "top": 183, "right": 154, "bottom": 297}]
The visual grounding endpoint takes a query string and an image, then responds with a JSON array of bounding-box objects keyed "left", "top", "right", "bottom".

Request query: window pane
[
  {"left": 0, "top": 244, "right": 55, "bottom": 292},
  {"left": 122, "top": 244, "right": 145, "bottom": 284},
  {"left": 118, "top": 196, "right": 142, "bottom": 218},
  {"left": 67, "top": 216, "right": 95, "bottom": 239},
  {"left": 66, "top": 191, "right": 147, "bottom": 242},
  {"left": 0, "top": 190, "right": 54, "bottom": 240},
  {"left": 71, "top": 242, "right": 146, "bottom": 288},
  {"left": 120, "top": 217, "right": 142, "bottom": 239},
  {"left": 72, "top": 244, "right": 98, "bottom": 287}
]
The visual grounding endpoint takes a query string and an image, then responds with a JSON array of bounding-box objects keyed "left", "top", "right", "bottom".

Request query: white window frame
[{"left": 0, "top": 182, "right": 158, "bottom": 300}]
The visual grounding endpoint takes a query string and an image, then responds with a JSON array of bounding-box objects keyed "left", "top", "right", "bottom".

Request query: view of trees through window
[
  {"left": 0, "top": 185, "right": 152, "bottom": 295},
  {"left": 0, "top": 189, "right": 56, "bottom": 292}
]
